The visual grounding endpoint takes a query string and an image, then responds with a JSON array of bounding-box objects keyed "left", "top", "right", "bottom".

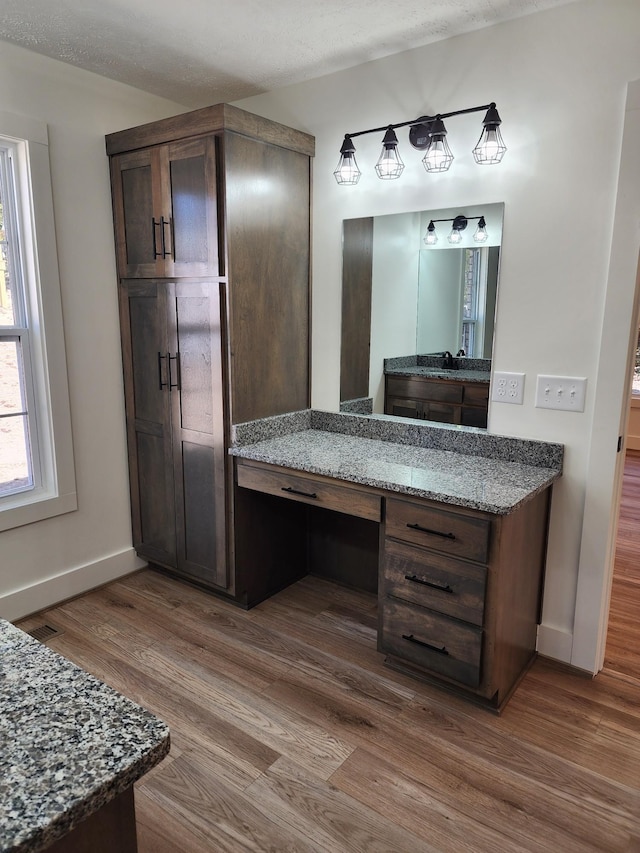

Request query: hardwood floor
[
  {"left": 604, "top": 451, "right": 640, "bottom": 679},
  {"left": 16, "top": 568, "right": 640, "bottom": 853}
]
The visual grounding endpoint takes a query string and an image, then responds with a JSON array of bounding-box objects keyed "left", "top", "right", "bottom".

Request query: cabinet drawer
[
  {"left": 236, "top": 460, "right": 381, "bottom": 521},
  {"left": 380, "top": 597, "right": 482, "bottom": 687},
  {"left": 382, "top": 539, "right": 486, "bottom": 626},
  {"left": 463, "top": 383, "right": 489, "bottom": 406},
  {"left": 386, "top": 498, "right": 490, "bottom": 563},
  {"left": 386, "top": 377, "right": 463, "bottom": 404}
]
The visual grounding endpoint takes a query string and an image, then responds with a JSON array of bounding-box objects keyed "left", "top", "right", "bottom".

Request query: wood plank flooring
[
  {"left": 16, "top": 568, "right": 640, "bottom": 853},
  {"left": 605, "top": 450, "right": 640, "bottom": 678}
]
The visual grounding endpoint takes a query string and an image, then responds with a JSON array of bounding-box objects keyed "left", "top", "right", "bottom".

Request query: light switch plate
[
  {"left": 491, "top": 371, "right": 525, "bottom": 405},
  {"left": 535, "top": 375, "right": 587, "bottom": 412}
]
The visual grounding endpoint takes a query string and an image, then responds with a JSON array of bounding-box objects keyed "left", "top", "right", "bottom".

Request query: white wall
[
  {"left": 236, "top": 0, "right": 640, "bottom": 671},
  {"left": 0, "top": 42, "right": 185, "bottom": 618},
  {"left": 417, "top": 250, "right": 463, "bottom": 354}
]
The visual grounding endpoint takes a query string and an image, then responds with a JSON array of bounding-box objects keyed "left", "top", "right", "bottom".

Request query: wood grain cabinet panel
[
  {"left": 386, "top": 497, "right": 490, "bottom": 563},
  {"left": 107, "top": 104, "right": 314, "bottom": 601},
  {"left": 236, "top": 459, "right": 381, "bottom": 521},
  {"left": 382, "top": 538, "right": 487, "bottom": 626},
  {"left": 379, "top": 491, "right": 551, "bottom": 710},
  {"left": 385, "top": 374, "right": 489, "bottom": 428}
]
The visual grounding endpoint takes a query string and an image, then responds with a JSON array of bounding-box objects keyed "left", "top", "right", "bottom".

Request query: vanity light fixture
[
  {"left": 423, "top": 214, "right": 489, "bottom": 246},
  {"left": 334, "top": 102, "right": 505, "bottom": 184}
]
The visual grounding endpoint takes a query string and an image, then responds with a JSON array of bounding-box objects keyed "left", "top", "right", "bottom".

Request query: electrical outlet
[
  {"left": 535, "top": 375, "right": 587, "bottom": 412},
  {"left": 491, "top": 371, "right": 525, "bottom": 405}
]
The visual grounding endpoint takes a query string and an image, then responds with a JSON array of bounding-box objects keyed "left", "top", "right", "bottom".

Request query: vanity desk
[{"left": 230, "top": 411, "right": 562, "bottom": 711}]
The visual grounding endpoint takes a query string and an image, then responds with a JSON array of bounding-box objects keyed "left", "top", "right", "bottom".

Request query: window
[
  {"left": 461, "top": 248, "right": 480, "bottom": 356},
  {"left": 0, "top": 112, "right": 76, "bottom": 531},
  {"left": 633, "top": 329, "right": 640, "bottom": 395}
]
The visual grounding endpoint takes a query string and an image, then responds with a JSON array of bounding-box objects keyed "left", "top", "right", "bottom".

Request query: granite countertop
[
  {"left": 385, "top": 365, "right": 491, "bottom": 383},
  {"left": 230, "top": 411, "right": 563, "bottom": 515},
  {"left": 0, "top": 619, "right": 170, "bottom": 853}
]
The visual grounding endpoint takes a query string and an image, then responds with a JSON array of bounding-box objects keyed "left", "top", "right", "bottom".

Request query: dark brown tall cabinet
[{"left": 106, "top": 104, "right": 314, "bottom": 603}]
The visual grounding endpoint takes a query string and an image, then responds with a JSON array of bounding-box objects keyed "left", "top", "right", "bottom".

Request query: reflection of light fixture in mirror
[
  {"left": 473, "top": 216, "right": 488, "bottom": 243},
  {"left": 422, "top": 117, "right": 454, "bottom": 173},
  {"left": 473, "top": 104, "right": 507, "bottom": 165},
  {"left": 333, "top": 135, "right": 361, "bottom": 185},
  {"left": 375, "top": 127, "right": 404, "bottom": 179},
  {"left": 423, "top": 220, "right": 438, "bottom": 245},
  {"left": 448, "top": 215, "right": 467, "bottom": 244},
  {"left": 334, "top": 102, "right": 505, "bottom": 184},
  {"left": 424, "top": 213, "right": 489, "bottom": 246}
]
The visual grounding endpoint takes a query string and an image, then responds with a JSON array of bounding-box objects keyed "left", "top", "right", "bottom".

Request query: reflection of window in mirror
[{"left": 633, "top": 329, "right": 640, "bottom": 396}]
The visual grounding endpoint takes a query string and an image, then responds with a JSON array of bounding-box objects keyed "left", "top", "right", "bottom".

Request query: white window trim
[{"left": 0, "top": 110, "right": 76, "bottom": 531}]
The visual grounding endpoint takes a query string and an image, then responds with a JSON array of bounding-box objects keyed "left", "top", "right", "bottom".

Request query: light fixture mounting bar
[{"left": 343, "top": 103, "right": 496, "bottom": 140}]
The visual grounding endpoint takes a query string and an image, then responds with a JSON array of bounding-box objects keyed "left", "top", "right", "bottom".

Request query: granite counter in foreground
[
  {"left": 0, "top": 619, "right": 169, "bottom": 853},
  {"left": 230, "top": 410, "right": 563, "bottom": 515}
]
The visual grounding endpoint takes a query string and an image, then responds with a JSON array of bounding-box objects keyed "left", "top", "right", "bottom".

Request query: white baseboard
[
  {"left": 0, "top": 548, "right": 146, "bottom": 621},
  {"left": 536, "top": 623, "right": 573, "bottom": 664}
]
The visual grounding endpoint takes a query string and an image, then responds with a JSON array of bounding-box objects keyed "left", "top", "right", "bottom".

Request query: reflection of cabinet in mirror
[{"left": 385, "top": 375, "right": 489, "bottom": 428}]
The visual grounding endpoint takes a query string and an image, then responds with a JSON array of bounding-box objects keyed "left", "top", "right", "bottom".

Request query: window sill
[{"left": 0, "top": 489, "right": 77, "bottom": 532}]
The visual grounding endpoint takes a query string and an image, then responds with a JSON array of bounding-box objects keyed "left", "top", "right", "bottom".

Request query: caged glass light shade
[
  {"left": 473, "top": 216, "right": 488, "bottom": 243},
  {"left": 423, "top": 220, "right": 438, "bottom": 245},
  {"left": 334, "top": 135, "right": 362, "bottom": 185},
  {"left": 375, "top": 127, "right": 404, "bottom": 179},
  {"left": 473, "top": 104, "right": 507, "bottom": 165},
  {"left": 421, "top": 117, "right": 454, "bottom": 173},
  {"left": 448, "top": 215, "right": 468, "bottom": 244}
]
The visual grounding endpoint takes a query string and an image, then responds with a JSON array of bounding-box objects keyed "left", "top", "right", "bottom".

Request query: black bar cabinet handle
[
  {"left": 161, "top": 216, "right": 172, "bottom": 258},
  {"left": 157, "top": 352, "right": 168, "bottom": 389},
  {"left": 281, "top": 486, "right": 318, "bottom": 499},
  {"left": 407, "top": 522, "right": 456, "bottom": 541},
  {"left": 152, "top": 218, "right": 163, "bottom": 258},
  {"left": 402, "top": 634, "right": 449, "bottom": 655},
  {"left": 169, "top": 353, "right": 180, "bottom": 389},
  {"left": 404, "top": 574, "right": 453, "bottom": 594}
]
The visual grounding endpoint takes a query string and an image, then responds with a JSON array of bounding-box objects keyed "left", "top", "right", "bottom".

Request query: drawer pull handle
[
  {"left": 407, "top": 523, "right": 456, "bottom": 541},
  {"left": 404, "top": 574, "right": 453, "bottom": 594},
  {"left": 402, "top": 634, "right": 449, "bottom": 655},
  {"left": 281, "top": 486, "right": 318, "bottom": 499}
]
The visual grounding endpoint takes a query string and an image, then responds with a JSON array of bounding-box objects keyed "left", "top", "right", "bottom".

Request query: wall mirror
[{"left": 340, "top": 202, "right": 504, "bottom": 417}]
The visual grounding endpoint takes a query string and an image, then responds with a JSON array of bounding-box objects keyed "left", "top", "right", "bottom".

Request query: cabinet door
[
  {"left": 111, "top": 139, "right": 220, "bottom": 279},
  {"left": 119, "top": 281, "right": 177, "bottom": 566},
  {"left": 163, "top": 138, "right": 221, "bottom": 278},
  {"left": 385, "top": 395, "right": 422, "bottom": 420},
  {"left": 168, "top": 281, "right": 228, "bottom": 588},
  {"left": 111, "top": 150, "right": 164, "bottom": 278}
]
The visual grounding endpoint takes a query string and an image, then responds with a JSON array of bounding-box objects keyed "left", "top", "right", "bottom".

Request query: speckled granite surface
[
  {"left": 230, "top": 411, "right": 563, "bottom": 515},
  {"left": 385, "top": 365, "right": 491, "bottom": 383},
  {"left": 339, "top": 397, "right": 374, "bottom": 415},
  {"left": 0, "top": 619, "right": 169, "bottom": 853},
  {"left": 384, "top": 354, "right": 490, "bottom": 383}
]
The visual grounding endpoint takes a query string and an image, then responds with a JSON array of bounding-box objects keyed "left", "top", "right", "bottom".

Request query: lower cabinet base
[
  {"left": 382, "top": 650, "right": 538, "bottom": 714},
  {"left": 44, "top": 787, "right": 137, "bottom": 853}
]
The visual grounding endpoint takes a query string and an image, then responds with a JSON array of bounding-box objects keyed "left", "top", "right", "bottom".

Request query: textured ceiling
[{"left": 0, "top": 0, "right": 577, "bottom": 107}]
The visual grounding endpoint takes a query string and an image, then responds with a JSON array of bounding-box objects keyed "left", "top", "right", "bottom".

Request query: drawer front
[
  {"left": 423, "top": 401, "right": 460, "bottom": 424},
  {"left": 382, "top": 539, "right": 486, "bottom": 626},
  {"left": 386, "top": 498, "right": 490, "bottom": 563},
  {"left": 386, "top": 376, "right": 463, "bottom": 404},
  {"left": 463, "top": 382, "right": 489, "bottom": 406},
  {"left": 236, "top": 461, "right": 381, "bottom": 521},
  {"left": 381, "top": 597, "right": 482, "bottom": 687}
]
